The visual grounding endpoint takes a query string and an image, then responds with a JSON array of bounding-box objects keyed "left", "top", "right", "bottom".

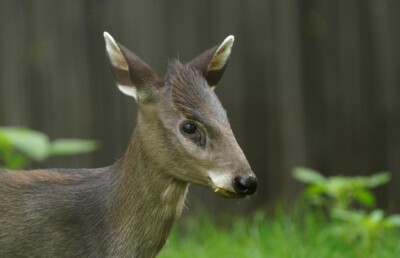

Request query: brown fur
[{"left": 1, "top": 169, "right": 82, "bottom": 186}]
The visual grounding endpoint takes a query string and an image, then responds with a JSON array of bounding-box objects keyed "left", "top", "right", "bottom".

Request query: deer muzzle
[{"left": 209, "top": 170, "right": 258, "bottom": 198}]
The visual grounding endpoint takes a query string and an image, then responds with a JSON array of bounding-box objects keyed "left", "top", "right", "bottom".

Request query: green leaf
[
  {"left": 0, "top": 127, "right": 50, "bottom": 161},
  {"left": 366, "top": 172, "right": 390, "bottom": 188},
  {"left": 385, "top": 215, "right": 400, "bottom": 227},
  {"left": 354, "top": 189, "right": 375, "bottom": 207},
  {"left": 369, "top": 210, "right": 384, "bottom": 224},
  {"left": 49, "top": 139, "right": 98, "bottom": 156},
  {"left": 325, "top": 177, "right": 348, "bottom": 197},
  {"left": 292, "top": 167, "right": 326, "bottom": 184},
  {"left": 332, "top": 208, "right": 364, "bottom": 223},
  {"left": 305, "top": 184, "right": 326, "bottom": 197}
]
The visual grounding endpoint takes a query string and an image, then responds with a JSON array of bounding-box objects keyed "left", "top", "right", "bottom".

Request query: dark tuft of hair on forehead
[
  {"left": 165, "top": 60, "right": 228, "bottom": 126},
  {"left": 166, "top": 60, "right": 207, "bottom": 119}
]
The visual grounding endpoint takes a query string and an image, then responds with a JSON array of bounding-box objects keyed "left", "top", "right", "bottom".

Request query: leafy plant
[
  {"left": 0, "top": 127, "right": 98, "bottom": 169},
  {"left": 331, "top": 208, "right": 400, "bottom": 248},
  {"left": 292, "top": 166, "right": 399, "bottom": 250},
  {"left": 292, "top": 167, "right": 390, "bottom": 209}
]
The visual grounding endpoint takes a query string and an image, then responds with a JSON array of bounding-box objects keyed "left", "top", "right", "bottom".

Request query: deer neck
[{"left": 111, "top": 123, "right": 188, "bottom": 256}]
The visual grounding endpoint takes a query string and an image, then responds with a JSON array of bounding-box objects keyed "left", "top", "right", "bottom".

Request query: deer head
[{"left": 104, "top": 32, "right": 257, "bottom": 198}]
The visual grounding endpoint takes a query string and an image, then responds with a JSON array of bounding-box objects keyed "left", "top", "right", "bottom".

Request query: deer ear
[
  {"left": 104, "top": 32, "right": 162, "bottom": 101},
  {"left": 189, "top": 35, "right": 234, "bottom": 87}
]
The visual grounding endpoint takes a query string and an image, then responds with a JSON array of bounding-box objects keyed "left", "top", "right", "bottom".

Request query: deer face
[{"left": 104, "top": 33, "right": 257, "bottom": 198}]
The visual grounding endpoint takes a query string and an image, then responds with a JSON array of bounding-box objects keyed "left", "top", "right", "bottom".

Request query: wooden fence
[{"left": 0, "top": 0, "right": 399, "bottom": 213}]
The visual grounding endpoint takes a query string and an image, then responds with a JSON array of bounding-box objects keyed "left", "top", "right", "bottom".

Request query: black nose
[{"left": 233, "top": 175, "right": 258, "bottom": 195}]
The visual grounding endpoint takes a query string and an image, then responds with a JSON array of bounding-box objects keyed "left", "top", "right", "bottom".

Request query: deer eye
[
  {"left": 179, "top": 120, "right": 206, "bottom": 147},
  {"left": 181, "top": 121, "right": 197, "bottom": 134}
]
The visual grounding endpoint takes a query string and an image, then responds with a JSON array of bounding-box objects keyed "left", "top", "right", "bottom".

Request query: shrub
[{"left": 292, "top": 167, "right": 400, "bottom": 250}]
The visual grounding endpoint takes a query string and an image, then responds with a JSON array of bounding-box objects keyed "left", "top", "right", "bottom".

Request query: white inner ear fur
[
  {"left": 118, "top": 85, "right": 138, "bottom": 99},
  {"left": 208, "top": 35, "right": 235, "bottom": 72},
  {"left": 104, "top": 32, "right": 129, "bottom": 71},
  {"left": 104, "top": 31, "right": 137, "bottom": 100}
]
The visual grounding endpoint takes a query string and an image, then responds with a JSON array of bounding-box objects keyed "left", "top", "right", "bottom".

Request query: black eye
[{"left": 181, "top": 121, "right": 197, "bottom": 134}]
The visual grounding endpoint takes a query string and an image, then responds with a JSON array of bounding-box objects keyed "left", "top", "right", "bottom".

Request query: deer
[{"left": 0, "top": 32, "right": 258, "bottom": 257}]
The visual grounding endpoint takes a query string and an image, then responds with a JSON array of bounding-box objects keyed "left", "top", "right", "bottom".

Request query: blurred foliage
[
  {"left": 0, "top": 127, "right": 98, "bottom": 169},
  {"left": 159, "top": 206, "right": 400, "bottom": 258},
  {"left": 332, "top": 208, "right": 400, "bottom": 248},
  {"left": 292, "top": 167, "right": 400, "bottom": 250},
  {"left": 292, "top": 167, "right": 390, "bottom": 209}
]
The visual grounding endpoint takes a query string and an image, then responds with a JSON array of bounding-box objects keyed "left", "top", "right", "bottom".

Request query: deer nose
[{"left": 233, "top": 175, "right": 258, "bottom": 196}]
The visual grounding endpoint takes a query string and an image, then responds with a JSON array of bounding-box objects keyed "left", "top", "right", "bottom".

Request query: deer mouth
[
  {"left": 213, "top": 186, "right": 246, "bottom": 198},
  {"left": 207, "top": 173, "right": 242, "bottom": 198}
]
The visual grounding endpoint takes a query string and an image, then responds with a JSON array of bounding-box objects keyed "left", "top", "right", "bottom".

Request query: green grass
[{"left": 159, "top": 207, "right": 400, "bottom": 258}]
